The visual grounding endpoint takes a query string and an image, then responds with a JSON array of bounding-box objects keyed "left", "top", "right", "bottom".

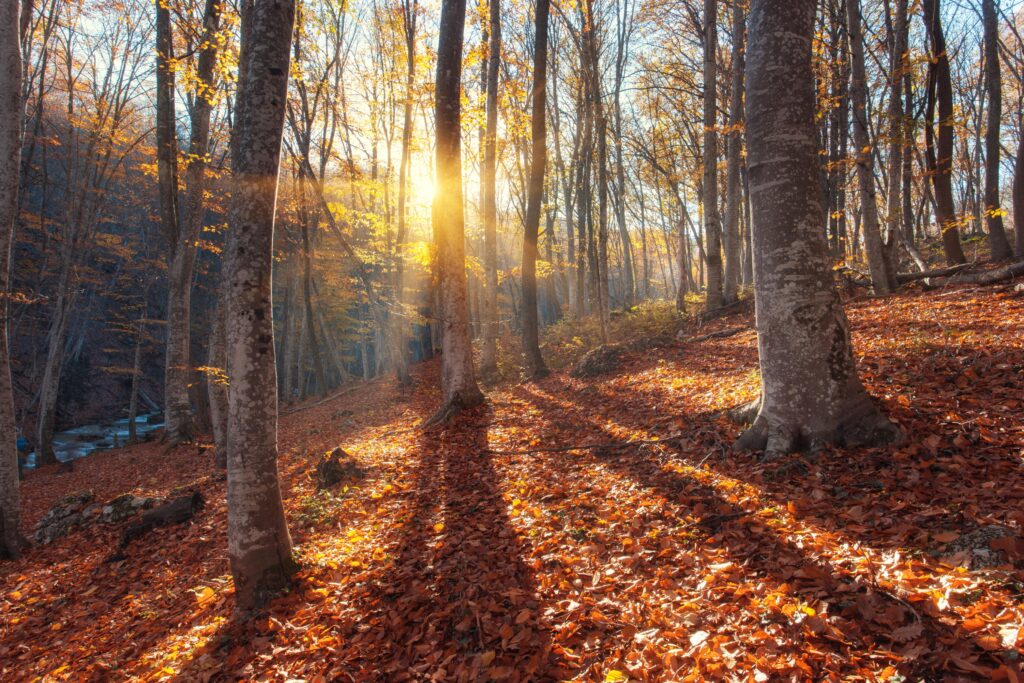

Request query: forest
[{"left": 0, "top": 0, "right": 1023, "bottom": 679}]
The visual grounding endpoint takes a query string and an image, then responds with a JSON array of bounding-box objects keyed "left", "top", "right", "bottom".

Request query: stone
[
  {"left": 316, "top": 448, "right": 366, "bottom": 490},
  {"left": 945, "top": 525, "right": 1020, "bottom": 569}
]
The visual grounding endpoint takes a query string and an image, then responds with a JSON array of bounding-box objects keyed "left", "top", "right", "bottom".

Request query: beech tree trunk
[
  {"left": 480, "top": 0, "right": 500, "bottom": 378},
  {"left": 737, "top": 0, "right": 900, "bottom": 456},
  {"left": 156, "top": 0, "right": 195, "bottom": 443},
  {"left": 722, "top": 0, "right": 744, "bottom": 304},
  {"left": 983, "top": 0, "right": 1013, "bottom": 260},
  {"left": 521, "top": 0, "right": 551, "bottom": 380},
  {"left": 430, "top": 0, "right": 484, "bottom": 421},
  {"left": 0, "top": 0, "right": 23, "bottom": 559},
  {"left": 847, "top": 0, "right": 894, "bottom": 294},
  {"left": 1015, "top": 123, "right": 1024, "bottom": 257},
  {"left": 922, "top": 0, "right": 967, "bottom": 265},
  {"left": 224, "top": 0, "right": 297, "bottom": 613},
  {"left": 702, "top": 0, "right": 723, "bottom": 310}
]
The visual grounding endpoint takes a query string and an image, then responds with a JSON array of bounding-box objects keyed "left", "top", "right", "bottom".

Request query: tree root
[
  {"left": 732, "top": 396, "right": 902, "bottom": 459},
  {"left": 423, "top": 391, "right": 486, "bottom": 427}
]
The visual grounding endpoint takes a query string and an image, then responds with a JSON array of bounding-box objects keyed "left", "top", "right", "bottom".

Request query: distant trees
[{"left": 737, "top": 0, "right": 900, "bottom": 455}]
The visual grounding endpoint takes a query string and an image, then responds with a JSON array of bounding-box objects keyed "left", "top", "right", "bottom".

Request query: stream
[{"left": 24, "top": 413, "right": 163, "bottom": 468}]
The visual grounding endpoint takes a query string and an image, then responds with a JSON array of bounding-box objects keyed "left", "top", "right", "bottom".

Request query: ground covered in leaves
[{"left": 2, "top": 284, "right": 1024, "bottom": 682}]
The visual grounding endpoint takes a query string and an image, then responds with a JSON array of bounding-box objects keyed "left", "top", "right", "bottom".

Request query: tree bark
[
  {"left": 922, "top": 0, "right": 967, "bottom": 265},
  {"left": 0, "top": 0, "right": 23, "bottom": 559},
  {"left": 224, "top": 0, "right": 297, "bottom": 613},
  {"left": 1014, "top": 122, "right": 1024, "bottom": 258},
  {"left": 430, "top": 0, "right": 484, "bottom": 422},
  {"left": 521, "top": 0, "right": 551, "bottom": 380},
  {"left": 983, "top": 0, "right": 1013, "bottom": 260},
  {"left": 737, "top": 0, "right": 900, "bottom": 456},
  {"left": 480, "top": 0, "right": 500, "bottom": 378}
]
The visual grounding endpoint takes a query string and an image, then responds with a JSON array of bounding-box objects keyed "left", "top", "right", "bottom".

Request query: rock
[
  {"left": 570, "top": 344, "right": 627, "bottom": 378},
  {"left": 945, "top": 525, "right": 1020, "bottom": 569},
  {"left": 34, "top": 491, "right": 95, "bottom": 544},
  {"left": 316, "top": 448, "right": 366, "bottom": 490}
]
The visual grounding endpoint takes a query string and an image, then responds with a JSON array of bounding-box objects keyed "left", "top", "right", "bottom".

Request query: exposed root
[
  {"left": 423, "top": 391, "right": 487, "bottom": 427},
  {"left": 732, "top": 397, "right": 903, "bottom": 458}
]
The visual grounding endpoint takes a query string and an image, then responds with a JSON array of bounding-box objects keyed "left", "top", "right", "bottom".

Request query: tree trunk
[
  {"left": 521, "top": 0, "right": 551, "bottom": 379},
  {"left": 224, "top": 0, "right": 297, "bottom": 613},
  {"left": 430, "top": 0, "right": 484, "bottom": 421},
  {"left": 922, "top": 0, "right": 967, "bottom": 265},
  {"left": 847, "top": 0, "right": 894, "bottom": 294},
  {"left": 1015, "top": 122, "right": 1024, "bottom": 258},
  {"left": 737, "top": 0, "right": 900, "bottom": 456},
  {"left": 392, "top": 0, "right": 417, "bottom": 386},
  {"left": 702, "top": 0, "right": 723, "bottom": 310},
  {"left": 0, "top": 0, "right": 23, "bottom": 559},
  {"left": 983, "top": 0, "right": 1013, "bottom": 260},
  {"left": 480, "top": 0, "right": 500, "bottom": 378},
  {"left": 156, "top": 0, "right": 195, "bottom": 443},
  {"left": 723, "top": 0, "right": 744, "bottom": 303}
]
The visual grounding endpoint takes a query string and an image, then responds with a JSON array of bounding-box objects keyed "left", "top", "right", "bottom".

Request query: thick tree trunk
[
  {"left": 430, "top": 0, "right": 484, "bottom": 421},
  {"left": 737, "top": 0, "right": 900, "bottom": 456},
  {"left": 702, "top": 0, "right": 723, "bottom": 310},
  {"left": 922, "top": 0, "right": 967, "bottom": 265},
  {"left": 847, "top": 0, "right": 894, "bottom": 294},
  {"left": 0, "top": 0, "right": 23, "bottom": 559},
  {"left": 521, "top": 0, "right": 551, "bottom": 379},
  {"left": 224, "top": 0, "right": 297, "bottom": 613},
  {"left": 480, "top": 0, "right": 500, "bottom": 378},
  {"left": 983, "top": 0, "right": 1013, "bottom": 260},
  {"left": 35, "top": 251, "right": 72, "bottom": 467},
  {"left": 723, "top": 1, "right": 744, "bottom": 304}
]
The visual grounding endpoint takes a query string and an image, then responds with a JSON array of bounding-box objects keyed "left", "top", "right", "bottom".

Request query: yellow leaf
[
  {"left": 194, "top": 586, "right": 216, "bottom": 606},
  {"left": 604, "top": 671, "right": 628, "bottom": 683},
  {"left": 433, "top": 522, "right": 445, "bottom": 533}
]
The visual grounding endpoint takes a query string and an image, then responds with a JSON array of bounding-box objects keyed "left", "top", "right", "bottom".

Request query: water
[{"left": 24, "top": 413, "right": 163, "bottom": 468}]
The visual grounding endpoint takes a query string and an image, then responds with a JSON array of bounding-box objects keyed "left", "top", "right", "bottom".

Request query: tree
[
  {"left": 722, "top": 0, "right": 743, "bottom": 305},
  {"left": 847, "top": 0, "right": 894, "bottom": 293},
  {"left": 982, "top": 0, "right": 1013, "bottom": 260},
  {"left": 521, "top": 0, "right": 551, "bottom": 380},
  {"left": 702, "top": 0, "right": 723, "bottom": 310},
  {"left": 0, "top": 0, "right": 25, "bottom": 559},
  {"left": 480, "top": 0, "right": 500, "bottom": 379},
  {"left": 922, "top": 0, "right": 967, "bottom": 265},
  {"left": 430, "top": 0, "right": 484, "bottom": 422},
  {"left": 224, "top": 0, "right": 297, "bottom": 612},
  {"left": 735, "top": 0, "right": 900, "bottom": 456}
]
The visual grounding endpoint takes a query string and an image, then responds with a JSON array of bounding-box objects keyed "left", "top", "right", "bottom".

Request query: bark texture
[
  {"left": 702, "top": 0, "right": 723, "bottom": 310},
  {"left": 0, "top": 0, "right": 23, "bottom": 559},
  {"left": 224, "top": 0, "right": 297, "bottom": 613},
  {"left": 722, "top": 1, "right": 744, "bottom": 304},
  {"left": 738, "top": 0, "right": 900, "bottom": 456},
  {"left": 431, "top": 0, "right": 484, "bottom": 420}
]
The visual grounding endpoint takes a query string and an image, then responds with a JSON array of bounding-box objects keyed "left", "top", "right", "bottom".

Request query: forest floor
[{"left": 2, "top": 283, "right": 1024, "bottom": 682}]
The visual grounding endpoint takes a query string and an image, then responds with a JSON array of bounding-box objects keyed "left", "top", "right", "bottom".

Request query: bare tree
[
  {"left": 480, "top": 0, "right": 500, "bottom": 378},
  {"left": 430, "top": 0, "right": 484, "bottom": 422},
  {"left": 224, "top": 0, "right": 297, "bottom": 613},
  {"left": 735, "top": 0, "right": 900, "bottom": 456},
  {"left": 521, "top": 0, "right": 551, "bottom": 379},
  {"left": 983, "top": 0, "right": 1013, "bottom": 260}
]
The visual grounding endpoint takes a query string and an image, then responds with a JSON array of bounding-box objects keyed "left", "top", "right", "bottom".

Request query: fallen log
[
  {"left": 114, "top": 491, "right": 204, "bottom": 555},
  {"left": 922, "top": 261, "right": 1024, "bottom": 287},
  {"left": 895, "top": 262, "right": 972, "bottom": 283}
]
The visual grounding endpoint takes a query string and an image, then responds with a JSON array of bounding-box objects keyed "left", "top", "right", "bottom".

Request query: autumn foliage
[{"left": 2, "top": 282, "right": 1023, "bottom": 681}]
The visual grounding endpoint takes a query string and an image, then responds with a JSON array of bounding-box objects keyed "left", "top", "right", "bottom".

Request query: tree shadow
[
  {"left": 511, "top": 382, "right": 1017, "bottom": 678},
  {"left": 348, "top": 405, "right": 558, "bottom": 681}
]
